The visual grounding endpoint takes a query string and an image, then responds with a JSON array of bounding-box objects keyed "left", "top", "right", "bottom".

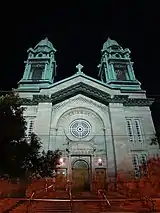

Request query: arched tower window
[
  {"left": 31, "top": 64, "right": 45, "bottom": 80},
  {"left": 114, "top": 64, "right": 128, "bottom": 81}
]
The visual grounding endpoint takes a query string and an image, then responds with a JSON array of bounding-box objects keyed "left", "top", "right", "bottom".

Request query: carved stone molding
[
  {"left": 58, "top": 107, "right": 103, "bottom": 127},
  {"left": 19, "top": 82, "right": 153, "bottom": 107},
  {"left": 69, "top": 143, "right": 95, "bottom": 155},
  {"left": 52, "top": 95, "right": 107, "bottom": 112}
]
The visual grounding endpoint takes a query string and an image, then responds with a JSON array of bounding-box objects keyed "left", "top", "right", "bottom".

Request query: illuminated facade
[{"left": 17, "top": 38, "right": 159, "bottom": 190}]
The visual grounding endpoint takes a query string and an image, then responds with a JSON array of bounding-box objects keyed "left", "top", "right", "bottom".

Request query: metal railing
[
  {"left": 98, "top": 189, "right": 111, "bottom": 212},
  {"left": 45, "top": 178, "right": 56, "bottom": 192},
  {"left": 26, "top": 180, "right": 55, "bottom": 213},
  {"left": 26, "top": 180, "right": 73, "bottom": 213},
  {"left": 25, "top": 180, "right": 156, "bottom": 213},
  {"left": 26, "top": 191, "right": 35, "bottom": 213}
]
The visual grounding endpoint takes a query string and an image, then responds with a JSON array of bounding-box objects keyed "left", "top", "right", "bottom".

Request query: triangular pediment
[
  {"left": 50, "top": 82, "right": 111, "bottom": 105},
  {"left": 19, "top": 73, "right": 152, "bottom": 107}
]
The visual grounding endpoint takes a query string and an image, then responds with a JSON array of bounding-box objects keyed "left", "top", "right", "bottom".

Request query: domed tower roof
[
  {"left": 102, "top": 37, "right": 120, "bottom": 51},
  {"left": 34, "top": 37, "right": 56, "bottom": 52}
]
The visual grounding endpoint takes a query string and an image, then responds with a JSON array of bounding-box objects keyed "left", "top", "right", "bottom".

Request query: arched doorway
[{"left": 72, "top": 160, "right": 90, "bottom": 191}]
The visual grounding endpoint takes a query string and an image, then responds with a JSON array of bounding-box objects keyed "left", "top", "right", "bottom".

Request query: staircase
[
  {"left": 2, "top": 189, "right": 160, "bottom": 212},
  {"left": 27, "top": 191, "right": 103, "bottom": 213},
  {"left": 1, "top": 177, "right": 160, "bottom": 212},
  {"left": 100, "top": 190, "right": 157, "bottom": 212}
]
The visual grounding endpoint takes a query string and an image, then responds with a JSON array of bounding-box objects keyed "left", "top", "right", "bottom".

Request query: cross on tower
[{"left": 76, "top": 63, "right": 84, "bottom": 73}]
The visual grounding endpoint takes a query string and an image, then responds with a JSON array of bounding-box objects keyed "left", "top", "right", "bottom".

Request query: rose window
[{"left": 70, "top": 119, "right": 91, "bottom": 138}]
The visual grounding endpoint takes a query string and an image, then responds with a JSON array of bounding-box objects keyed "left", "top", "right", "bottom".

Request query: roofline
[{"left": 43, "top": 72, "right": 145, "bottom": 94}]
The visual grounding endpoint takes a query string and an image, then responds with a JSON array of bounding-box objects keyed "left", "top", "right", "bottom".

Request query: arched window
[{"left": 73, "top": 160, "right": 89, "bottom": 169}]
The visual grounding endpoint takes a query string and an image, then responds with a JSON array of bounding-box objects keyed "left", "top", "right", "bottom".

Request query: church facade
[{"left": 17, "top": 38, "right": 159, "bottom": 190}]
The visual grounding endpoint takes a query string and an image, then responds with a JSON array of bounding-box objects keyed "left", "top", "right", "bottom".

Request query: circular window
[{"left": 70, "top": 119, "right": 91, "bottom": 138}]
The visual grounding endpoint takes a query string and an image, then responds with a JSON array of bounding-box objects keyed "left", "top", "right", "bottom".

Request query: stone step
[
  {"left": 29, "top": 201, "right": 71, "bottom": 213},
  {"left": 11, "top": 202, "right": 28, "bottom": 213},
  {"left": 34, "top": 190, "right": 69, "bottom": 199},
  {"left": 72, "top": 191, "right": 101, "bottom": 199},
  {"left": 0, "top": 198, "right": 20, "bottom": 212},
  {"left": 104, "top": 192, "right": 127, "bottom": 199},
  {"left": 3, "top": 198, "right": 160, "bottom": 213}
]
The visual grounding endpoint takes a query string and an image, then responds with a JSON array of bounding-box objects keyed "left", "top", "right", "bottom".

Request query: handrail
[
  {"left": 26, "top": 191, "right": 35, "bottom": 213},
  {"left": 98, "top": 189, "right": 111, "bottom": 212},
  {"left": 98, "top": 189, "right": 111, "bottom": 206},
  {"left": 26, "top": 179, "right": 55, "bottom": 213},
  {"left": 45, "top": 178, "right": 56, "bottom": 192},
  {"left": 103, "top": 189, "right": 111, "bottom": 206},
  {"left": 103, "top": 193, "right": 111, "bottom": 207},
  {"left": 46, "top": 184, "right": 54, "bottom": 191},
  {"left": 67, "top": 181, "right": 72, "bottom": 213}
]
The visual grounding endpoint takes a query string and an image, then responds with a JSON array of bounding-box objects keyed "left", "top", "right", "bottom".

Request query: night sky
[
  {"left": 1, "top": 2, "right": 160, "bottom": 126},
  {"left": 1, "top": 2, "right": 160, "bottom": 95}
]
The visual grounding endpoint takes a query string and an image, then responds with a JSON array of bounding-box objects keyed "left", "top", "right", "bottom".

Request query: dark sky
[{"left": 1, "top": 2, "right": 160, "bottom": 98}]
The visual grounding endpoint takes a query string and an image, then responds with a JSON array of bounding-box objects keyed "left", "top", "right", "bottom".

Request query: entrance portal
[{"left": 72, "top": 160, "right": 90, "bottom": 191}]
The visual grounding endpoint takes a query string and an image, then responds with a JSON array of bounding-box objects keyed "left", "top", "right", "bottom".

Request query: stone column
[
  {"left": 43, "top": 63, "right": 48, "bottom": 80},
  {"left": 23, "top": 63, "right": 31, "bottom": 79}
]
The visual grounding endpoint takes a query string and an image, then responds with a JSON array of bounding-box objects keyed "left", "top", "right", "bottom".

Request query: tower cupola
[
  {"left": 18, "top": 38, "right": 57, "bottom": 91},
  {"left": 98, "top": 37, "right": 141, "bottom": 91}
]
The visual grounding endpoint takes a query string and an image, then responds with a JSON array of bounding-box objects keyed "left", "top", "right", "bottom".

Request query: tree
[
  {"left": 114, "top": 155, "right": 160, "bottom": 198},
  {"left": 36, "top": 150, "right": 62, "bottom": 178},
  {"left": 0, "top": 91, "right": 27, "bottom": 177},
  {"left": 0, "top": 91, "right": 61, "bottom": 180}
]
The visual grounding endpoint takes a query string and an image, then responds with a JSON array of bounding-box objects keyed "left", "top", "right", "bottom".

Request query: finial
[{"left": 76, "top": 63, "right": 84, "bottom": 74}]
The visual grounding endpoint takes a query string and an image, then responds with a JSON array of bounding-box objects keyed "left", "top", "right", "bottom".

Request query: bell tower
[
  {"left": 18, "top": 38, "right": 57, "bottom": 91},
  {"left": 98, "top": 38, "right": 141, "bottom": 90}
]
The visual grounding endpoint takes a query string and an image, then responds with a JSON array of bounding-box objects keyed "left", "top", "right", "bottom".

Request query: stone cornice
[
  {"left": 50, "top": 82, "right": 111, "bottom": 105},
  {"left": 123, "top": 98, "right": 154, "bottom": 106},
  {"left": 19, "top": 82, "right": 154, "bottom": 107}
]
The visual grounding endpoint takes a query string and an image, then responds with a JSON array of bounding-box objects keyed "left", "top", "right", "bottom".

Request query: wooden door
[
  {"left": 72, "top": 168, "right": 89, "bottom": 190},
  {"left": 56, "top": 169, "right": 66, "bottom": 190},
  {"left": 95, "top": 168, "right": 106, "bottom": 189},
  {"left": 72, "top": 160, "right": 90, "bottom": 191}
]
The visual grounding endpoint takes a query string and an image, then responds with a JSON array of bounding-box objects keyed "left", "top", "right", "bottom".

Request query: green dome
[
  {"left": 34, "top": 37, "right": 56, "bottom": 52},
  {"left": 102, "top": 37, "right": 120, "bottom": 51}
]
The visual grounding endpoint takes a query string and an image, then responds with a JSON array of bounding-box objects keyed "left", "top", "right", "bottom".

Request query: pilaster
[
  {"left": 109, "top": 103, "right": 133, "bottom": 175},
  {"left": 34, "top": 102, "right": 52, "bottom": 151}
]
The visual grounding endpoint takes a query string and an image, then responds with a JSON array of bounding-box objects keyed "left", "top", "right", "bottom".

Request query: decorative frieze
[
  {"left": 19, "top": 82, "right": 154, "bottom": 107},
  {"left": 70, "top": 149, "right": 94, "bottom": 155},
  {"left": 52, "top": 95, "right": 107, "bottom": 112}
]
